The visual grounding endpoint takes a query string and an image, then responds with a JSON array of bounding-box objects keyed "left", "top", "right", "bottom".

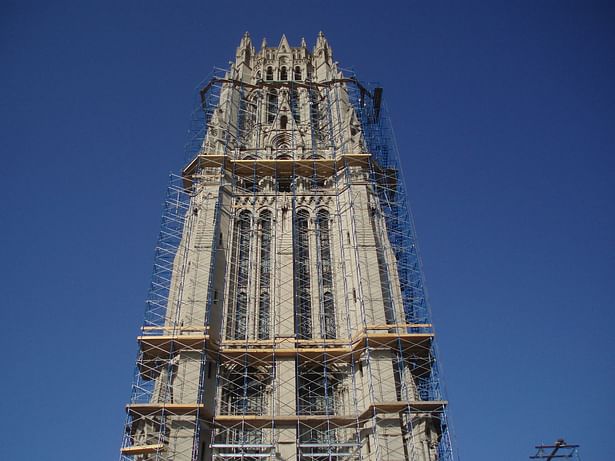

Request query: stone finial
[
  {"left": 278, "top": 34, "right": 290, "bottom": 51},
  {"left": 236, "top": 32, "right": 254, "bottom": 64},
  {"left": 315, "top": 31, "right": 329, "bottom": 50},
  {"left": 239, "top": 31, "right": 252, "bottom": 49},
  {"left": 261, "top": 37, "right": 267, "bottom": 49}
]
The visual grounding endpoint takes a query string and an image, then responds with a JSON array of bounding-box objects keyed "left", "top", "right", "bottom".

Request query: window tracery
[
  {"left": 316, "top": 209, "right": 335, "bottom": 339},
  {"left": 267, "top": 89, "right": 277, "bottom": 123},
  {"left": 294, "top": 209, "right": 312, "bottom": 339},
  {"left": 227, "top": 210, "right": 252, "bottom": 340},
  {"left": 258, "top": 211, "right": 272, "bottom": 339}
]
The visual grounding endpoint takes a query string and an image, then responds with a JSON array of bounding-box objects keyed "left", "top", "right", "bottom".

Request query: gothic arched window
[
  {"left": 290, "top": 88, "right": 299, "bottom": 122},
  {"left": 316, "top": 210, "right": 335, "bottom": 338},
  {"left": 297, "top": 365, "right": 339, "bottom": 415},
  {"left": 294, "top": 66, "right": 302, "bottom": 80},
  {"left": 295, "top": 210, "right": 312, "bottom": 339},
  {"left": 323, "top": 292, "right": 335, "bottom": 340},
  {"left": 280, "top": 66, "right": 288, "bottom": 80},
  {"left": 234, "top": 292, "right": 247, "bottom": 340},
  {"left": 266, "top": 66, "right": 273, "bottom": 81},
  {"left": 221, "top": 365, "right": 270, "bottom": 415},
  {"left": 309, "top": 88, "right": 321, "bottom": 140},
  {"left": 258, "top": 211, "right": 272, "bottom": 339},
  {"left": 258, "top": 292, "right": 270, "bottom": 340},
  {"left": 267, "top": 89, "right": 277, "bottom": 124},
  {"left": 227, "top": 210, "right": 252, "bottom": 340},
  {"left": 316, "top": 210, "right": 332, "bottom": 284}
]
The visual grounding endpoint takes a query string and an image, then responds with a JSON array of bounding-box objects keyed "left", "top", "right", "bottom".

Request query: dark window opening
[
  {"left": 258, "top": 211, "right": 272, "bottom": 339},
  {"left": 227, "top": 211, "right": 252, "bottom": 340},
  {"left": 220, "top": 366, "right": 271, "bottom": 415},
  {"left": 317, "top": 210, "right": 335, "bottom": 339},
  {"left": 323, "top": 292, "right": 336, "bottom": 339},
  {"left": 267, "top": 89, "right": 277, "bottom": 124},
  {"left": 297, "top": 366, "right": 338, "bottom": 415},
  {"left": 277, "top": 178, "right": 292, "bottom": 192},
  {"left": 295, "top": 210, "right": 312, "bottom": 339},
  {"left": 290, "top": 88, "right": 300, "bottom": 122},
  {"left": 309, "top": 89, "right": 320, "bottom": 138}
]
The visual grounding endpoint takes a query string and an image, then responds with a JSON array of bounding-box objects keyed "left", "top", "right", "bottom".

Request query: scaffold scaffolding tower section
[{"left": 120, "top": 32, "right": 455, "bottom": 461}]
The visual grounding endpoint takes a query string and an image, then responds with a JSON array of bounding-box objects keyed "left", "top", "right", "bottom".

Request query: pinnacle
[{"left": 278, "top": 34, "right": 290, "bottom": 50}]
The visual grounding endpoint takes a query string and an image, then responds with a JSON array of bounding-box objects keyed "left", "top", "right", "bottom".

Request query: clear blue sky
[{"left": 1, "top": 1, "right": 613, "bottom": 460}]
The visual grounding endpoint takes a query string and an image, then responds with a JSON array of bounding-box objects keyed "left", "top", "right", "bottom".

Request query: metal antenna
[{"left": 530, "top": 438, "right": 580, "bottom": 460}]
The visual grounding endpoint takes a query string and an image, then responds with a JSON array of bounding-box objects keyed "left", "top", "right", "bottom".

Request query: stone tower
[{"left": 120, "top": 33, "right": 454, "bottom": 461}]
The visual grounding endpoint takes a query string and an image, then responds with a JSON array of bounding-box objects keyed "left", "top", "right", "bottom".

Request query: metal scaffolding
[{"left": 120, "top": 34, "right": 454, "bottom": 461}]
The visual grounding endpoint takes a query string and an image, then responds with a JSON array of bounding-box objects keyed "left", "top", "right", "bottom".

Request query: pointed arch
[
  {"left": 294, "top": 209, "right": 312, "bottom": 339},
  {"left": 227, "top": 210, "right": 252, "bottom": 340},
  {"left": 258, "top": 210, "right": 272, "bottom": 339},
  {"left": 316, "top": 209, "right": 335, "bottom": 339},
  {"left": 267, "top": 89, "right": 277, "bottom": 124}
]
